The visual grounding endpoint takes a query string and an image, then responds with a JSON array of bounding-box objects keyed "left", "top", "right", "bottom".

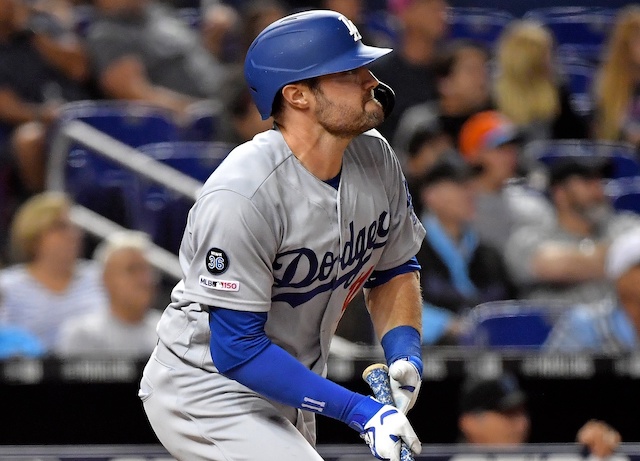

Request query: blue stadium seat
[
  {"left": 446, "top": 7, "right": 515, "bottom": 48},
  {"left": 180, "top": 101, "right": 223, "bottom": 142},
  {"left": 526, "top": 140, "right": 640, "bottom": 179},
  {"left": 559, "top": 55, "right": 597, "bottom": 116},
  {"left": 138, "top": 141, "right": 234, "bottom": 182},
  {"left": 135, "top": 141, "right": 235, "bottom": 252},
  {"left": 461, "top": 300, "right": 567, "bottom": 348},
  {"left": 55, "top": 100, "right": 181, "bottom": 228},
  {"left": 177, "top": 7, "right": 201, "bottom": 29},
  {"left": 523, "top": 7, "right": 617, "bottom": 57},
  {"left": 605, "top": 177, "right": 640, "bottom": 214}
]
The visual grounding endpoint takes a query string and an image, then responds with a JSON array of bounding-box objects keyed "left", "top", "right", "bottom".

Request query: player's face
[{"left": 311, "top": 67, "right": 384, "bottom": 138}]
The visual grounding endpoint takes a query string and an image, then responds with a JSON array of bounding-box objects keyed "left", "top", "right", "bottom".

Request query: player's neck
[{"left": 277, "top": 123, "right": 348, "bottom": 181}]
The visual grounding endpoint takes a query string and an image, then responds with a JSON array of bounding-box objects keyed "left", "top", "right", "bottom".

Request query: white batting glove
[
  {"left": 389, "top": 358, "right": 422, "bottom": 414},
  {"left": 361, "top": 401, "right": 422, "bottom": 461}
]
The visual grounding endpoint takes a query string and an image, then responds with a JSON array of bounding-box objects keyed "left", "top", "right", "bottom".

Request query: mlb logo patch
[{"left": 199, "top": 275, "right": 240, "bottom": 292}]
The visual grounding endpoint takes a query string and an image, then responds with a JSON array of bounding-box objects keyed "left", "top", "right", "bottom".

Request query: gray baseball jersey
[{"left": 143, "top": 127, "right": 425, "bottom": 459}]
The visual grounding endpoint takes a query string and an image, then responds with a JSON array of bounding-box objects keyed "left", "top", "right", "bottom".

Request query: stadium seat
[
  {"left": 55, "top": 100, "right": 181, "bottom": 229},
  {"left": 135, "top": 141, "right": 235, "bottom": 252},
  {"left": 559, "top": 55, "right": 597, "bottom": 116},
  {"left": 524, "top": 139, "right": 640, "bottom": 179},
  {"left": 446, "top": 7, "right": 515, "bottom": 49},
  {"left": 605, "top": 176, "right": 640, "bottom": 214},
  {"left": 180, "top": 101, "right": 223, "bottom": 142},
  {"left": 523, "top": 7, "right": 617, "bottom": 59},
  {"left": 460, "top": 300, "right": 568, "bottom": 348}
]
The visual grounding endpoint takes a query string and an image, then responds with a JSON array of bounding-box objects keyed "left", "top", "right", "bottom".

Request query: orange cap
[{"left": 458, "top": 111, "right": 520, "bottom": 161}]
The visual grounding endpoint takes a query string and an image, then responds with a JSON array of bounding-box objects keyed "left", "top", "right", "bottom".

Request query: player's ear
[{"left": 281, "top": 83, "right": 311, "bottom": 112}]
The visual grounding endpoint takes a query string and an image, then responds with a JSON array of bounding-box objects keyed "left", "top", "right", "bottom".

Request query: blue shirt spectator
[{"left": 545, "top": 227, "right": 640, "bottom": 352}]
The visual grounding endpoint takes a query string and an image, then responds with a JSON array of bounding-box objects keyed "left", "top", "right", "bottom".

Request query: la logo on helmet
[{"left": 338, "top": 15, "right": 362, "bottom": 42}]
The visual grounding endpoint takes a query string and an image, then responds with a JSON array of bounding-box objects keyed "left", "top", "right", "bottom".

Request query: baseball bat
[{"left": 362, "top": 363, "right": 415, "bottom": 461}]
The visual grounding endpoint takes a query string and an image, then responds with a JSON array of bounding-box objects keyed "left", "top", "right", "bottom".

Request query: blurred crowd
[{"left": 1, "top": 0, "right": 640, "bottom": 359}]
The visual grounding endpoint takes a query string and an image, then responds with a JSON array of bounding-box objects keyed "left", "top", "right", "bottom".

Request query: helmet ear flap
[{"left": 373, "top": 81, "right": 395, "bottom": 119}]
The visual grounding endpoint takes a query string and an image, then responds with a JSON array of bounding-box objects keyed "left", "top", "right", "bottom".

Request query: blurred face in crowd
[
  {"left": 323, "top": 0, "right": 363, "bottom": 22},
  {"left": 627, "top": 27, "right": 640, "bottom": 67},
  {"left": 476, "top": 143, "right": 519, "bottom": 187},
  {"left": 406, "top": 135, "right": 452, "bottom": 179},
  {"left": 554, "top": 175, "right": 609, "bottom": 224},
  {"left": 617, "top": 265, "right": 640, "bottom": 336},
  {"left": 423, "top": 178, "right": 476, "bottom": 226},
  {"left": 459, "top": 405, "right": 531, "bottom": 445},
  {"left": 36, "top": 209, "right": 82, "bottom": 267},
  {"left": 448, "top": 48, "right": 490, "bottom": 112},
  {"left": 94, "top": 0, "right": 149, "bottom": 15},
  {"left": 104, "top": 247, "right": 156, "bottom": 323},
  {"left": 0, "top": 0, "right": 22, "bottom": 33},
  {"left": 403, "top": 0, "right": 449, "bottom": 41}
]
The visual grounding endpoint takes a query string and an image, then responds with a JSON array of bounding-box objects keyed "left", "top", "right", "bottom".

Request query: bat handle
[{"left": 363, "top": 365, "right": 415, "bottom": 461}]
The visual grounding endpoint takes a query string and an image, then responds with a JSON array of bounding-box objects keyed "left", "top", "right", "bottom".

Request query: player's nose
[{"left": 359, "top": 68, "right": 379, "bottom": 90}]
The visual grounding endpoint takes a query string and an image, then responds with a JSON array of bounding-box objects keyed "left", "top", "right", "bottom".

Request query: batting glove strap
[
  {"left": 388, "top": 358, "right": 423, "bottom": 414},
  {"left": 361, "top": 400, "right": 422, "bottom": 461}
]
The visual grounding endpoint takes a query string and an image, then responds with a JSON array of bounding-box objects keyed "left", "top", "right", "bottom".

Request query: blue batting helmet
[{"left": 244, "top": 10, "right": 392, "bottom": 120}]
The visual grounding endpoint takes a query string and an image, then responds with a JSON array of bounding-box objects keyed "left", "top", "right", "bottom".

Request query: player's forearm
[
  {"left": 365, "top": 271, "right": 422, "bottom": 340},
  {"left": 208, "top": 306, "right": 370, "bottom": 427},
  {"left": 221, "top": 341, "right": 368, "bottom": 425}
]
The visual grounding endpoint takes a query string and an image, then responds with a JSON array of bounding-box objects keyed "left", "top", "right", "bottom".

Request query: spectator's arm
[
  {"left": 577, "top": 420, "right": 621, "bottom": 457},
  {"left": 31, "top": 33, "right": 89, "bottom": 82},
  {"left": 99, "top": 56, "right": 196, "bottom": 115},
  {"left": 0, "top": 88, "right": 57, "bottom": 125},
  {"left": 531, "top": 242, "right": 607, "bottom": 283}
]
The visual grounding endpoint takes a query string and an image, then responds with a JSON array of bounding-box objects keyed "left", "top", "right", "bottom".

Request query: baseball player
[{"left": 139, "top": 10, "right": 426, "bottom": 461}]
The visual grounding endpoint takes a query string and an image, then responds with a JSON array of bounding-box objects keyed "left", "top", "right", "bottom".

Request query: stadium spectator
[
  {"left": 504, "top": 158, "right": 640, "bottom": 305},
  {"left": 393, "top": 39, "right": 492, "bottom": 162},
  {"left": 56, "top": 230, "right": 161, "bottom": 358},
  {"left": 545, "top": 227, "right": 640, "bottom": 352},
  {"left": 0, "top": 323, "right": 44, "bottom": 359},
  {"left": 87, "top": 0, "right": 229, "bottom": 116},
  {"left": 230, "top": 0, "right": 289, "bottom": 61},
  {"left": 200, "top": 2, "right": 241, "bottom": 64},
  {"left": 458, "top": 373, "right": 621, "bottom": 457},
  {"left": 0, "top": 192, "right": 107, "bottom": 351},
  {"left": 592, "top": 6, "right": 640, "bottom": 148},
  {"left": 0, "top": 0, "right": 91, "bottom": 194},
  {"left": 369, "top": 0, "right": 449, "bottom": 140},
  {"left": 415, "top": 160, "right": 513, "bottom": 345},
  {"left": 458, "top": 111, "right": 554, "bottom": 254},
  {"left": 400, "top": 114, "right": 458, "bottom": 218},
  {"left": 216, "top": 68, "right": 274, "bottom": 146},
  {"left": 494, "top": 20, "right": 589, "bottom": 144}
]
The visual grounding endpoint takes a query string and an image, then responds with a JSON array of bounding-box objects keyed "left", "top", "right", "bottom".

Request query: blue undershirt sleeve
[
  {"left": 208, "top": 307, "right": 373, "bottom": 427},
  {"left": 364, "top": 256, "right": 421, "bottom": 289}
]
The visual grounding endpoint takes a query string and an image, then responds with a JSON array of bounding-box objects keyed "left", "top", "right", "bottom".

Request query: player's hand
[
  {"left": 389, "top": 357, "right": 422, "bottom": 414},
  {"left": 577, "top": 419, "right": 621, "bottom": 458},
  {"left": 361, "top": 399, "right": 421, "bottom": 461}
]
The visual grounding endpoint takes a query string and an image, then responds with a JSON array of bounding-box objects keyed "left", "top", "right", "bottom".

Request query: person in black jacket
[{"left": 415, "top": 159, "right": 514, "bottom": 344}]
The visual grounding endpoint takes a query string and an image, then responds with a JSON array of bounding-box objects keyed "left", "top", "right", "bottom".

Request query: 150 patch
[{"left": 199, "top": 275, "right": 240, "bottom": 292}]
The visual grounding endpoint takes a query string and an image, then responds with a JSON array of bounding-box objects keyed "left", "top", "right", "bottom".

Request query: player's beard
[{"left": 313, "top": 87, "right": 384, "bottom": 139}]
